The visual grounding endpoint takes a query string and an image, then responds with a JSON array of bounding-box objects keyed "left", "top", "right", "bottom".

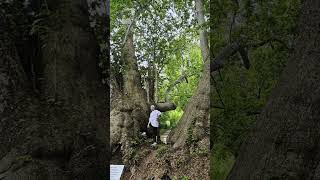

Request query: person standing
[{"left": 147, "top": 105, "right": 161, "bottom": 146}]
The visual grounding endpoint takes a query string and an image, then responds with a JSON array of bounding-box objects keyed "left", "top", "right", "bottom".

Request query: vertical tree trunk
[
  {"left": 228, "top": 0, "right": 320, "bottom": 179},
  {"left": 110, "top": 25, "right": 149, "bottom": 164},
  {"left": 154, "top": 63, "right": 158, "bottom": 103},
  {"left": 196, "top": 0, "right": 209, "bottom": 63},
  {"left": 168, "top": 0, "right": 210, "bottom": 151},
  {"left": 122, "top": 32, "right": 148, "bottom": 109},
  {"left": 147, "top": 59, "right": 155, "bottom": 103},
  {"left": 0, "top": 1, "right": 108, "bottom": 179},
  {"left": 147, "top": 38, "right": 157, "bottom": 103}
]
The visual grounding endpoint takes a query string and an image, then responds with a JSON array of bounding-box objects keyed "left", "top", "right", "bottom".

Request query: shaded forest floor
[{"left": 119, "top": 139, "right": 209, "bottom": 179}]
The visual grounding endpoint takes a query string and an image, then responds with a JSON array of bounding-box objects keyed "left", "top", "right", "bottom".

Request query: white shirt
[{"left": 149, "top": 110, "right": 161, "bottom": 127}]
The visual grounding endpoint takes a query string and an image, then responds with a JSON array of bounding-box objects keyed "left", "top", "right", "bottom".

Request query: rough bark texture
[
  {"left": 122, "top": 32, "right": 148, "bottom": 109},
  {"left": 110, "top": 25, "right": 177, "bottom": 165},
  {"left": 228, "top": 0, "right": 320, "bottom": 179},
  {"left": 0, "top": 1, "right": 108, "bottom": 179},
  {"left": 168, "top": 60, "right": 210, "bottom": 151},
  {"left": 168, "top": 0, "right": 210, "bottom": 152},
  {"left": 110, "top": 30, "right": 149, "bottom": 165}
]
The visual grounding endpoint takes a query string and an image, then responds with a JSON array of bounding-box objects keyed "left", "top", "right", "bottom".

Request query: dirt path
[{"left": 121, "top": 143, "right": 209, "bottom": 179}]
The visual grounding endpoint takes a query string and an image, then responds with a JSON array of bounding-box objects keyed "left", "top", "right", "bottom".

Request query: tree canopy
[{"left": 111, "top": 0, "right": 209, "bottom": 129}]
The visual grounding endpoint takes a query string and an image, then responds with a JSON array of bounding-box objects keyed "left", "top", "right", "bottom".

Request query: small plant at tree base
[
  {"left": 186, "top": 119, "right": 196, "bottom": 146},
  {"left": 156, "top": 144, "right": 169, "bottom": 159},
  {"left": 181, "top": 175, "right": 190, "bottom": 180}
]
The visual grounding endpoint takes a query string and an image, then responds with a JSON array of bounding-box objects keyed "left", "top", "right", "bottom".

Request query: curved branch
[
  {"left": 211, "top": 37, "right": 292, "bottom": 73},
  {"left": 210, "top": 42, "right": 241, "bottom": 72},
  {"left": 165, "top": 72, "right": 195, "bottom": 102},
  {"left": 211, "top": 42, "right": 251, "bottom": 72}
]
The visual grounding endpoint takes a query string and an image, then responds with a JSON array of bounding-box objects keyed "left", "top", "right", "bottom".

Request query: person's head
[{"left": 150, "top": 105, "right": 155, "bottom": 111}]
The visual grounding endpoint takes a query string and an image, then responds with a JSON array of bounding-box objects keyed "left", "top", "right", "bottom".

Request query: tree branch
[
  {"left": 211, "top": 36, "right": 292, "bottom": 73},
  {"left": 210, "top": 42, "right": 241, "bottom": 72},
  {"left": 165, "top": 71, "right": 195, "bottom": 102},
  {"left": 247, "top": 37, "right": 293, "bottom": 50},
  {"left": 155, "top": 102, "right": 176, "bottom": 112},
  {"left": 210, "top": 41, "right": 253, "bottom": 73}
]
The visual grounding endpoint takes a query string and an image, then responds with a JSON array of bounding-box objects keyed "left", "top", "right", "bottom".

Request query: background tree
[
  {"left": 227, "top": 0, "right": 320, "bottom": 178},
  {"left": 209, "top": 0, "right": 300, "bottom": 179}
]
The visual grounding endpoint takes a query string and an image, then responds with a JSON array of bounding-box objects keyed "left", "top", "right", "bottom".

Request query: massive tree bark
[
  {"left": 0, "top": 1, "right": 108, "bottom": 179},
  {"left": 228, "top": 0, "right": 320, "bottom": 179},
  {"left": 110, "top": 25, "right": 150, "bottom": 164},
  {"left": 168, "top": 0, "right": 210, "bottom": 151}
]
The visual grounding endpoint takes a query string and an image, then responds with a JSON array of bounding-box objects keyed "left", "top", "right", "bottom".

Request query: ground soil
[{"left": 120, "top": 141, "right": 209, "bottom": 180}]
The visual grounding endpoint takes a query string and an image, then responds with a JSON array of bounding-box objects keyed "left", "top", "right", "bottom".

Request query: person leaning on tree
[{"left": 147, "top": 105, "right": 161, "bottom": 146}]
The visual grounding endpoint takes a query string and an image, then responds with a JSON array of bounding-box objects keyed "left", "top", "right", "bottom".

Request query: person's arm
[
  {"left": 147, "top": 116, "right": 150, "bottom": 128},
  {"left": 156, "top": 111, "right": 161, "bottom": 122}
]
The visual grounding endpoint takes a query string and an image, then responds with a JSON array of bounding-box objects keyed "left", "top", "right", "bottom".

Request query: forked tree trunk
[
  {"left": 110, "top": 20, "right": 178, "bottom": 165},
  {"left": 0, "top": 1, "right": 108, "bottom": 179},
  {"left": 228, "top": 0, "right": 320, "bottom": 179}
]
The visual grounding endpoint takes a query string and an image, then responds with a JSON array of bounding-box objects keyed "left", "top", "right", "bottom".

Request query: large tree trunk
[
  {"left": 122, "top": 32, "right": 149, "bottom": 128},
  {"left": 227, "top": 0, "right": 320, "bottom": 179},
  {"left": 0, "top": 1, "right": 108, "bottom": 179},
  {"left": 168, "top": 0, "right": 210, "bottom": 151},
  {"left": 110, "top": 27, "right": 150, "bottom": 164}
]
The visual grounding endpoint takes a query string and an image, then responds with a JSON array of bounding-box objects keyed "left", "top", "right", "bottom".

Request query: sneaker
[{"left": 151, "top": 142, "right": 157, "bottom": 146}]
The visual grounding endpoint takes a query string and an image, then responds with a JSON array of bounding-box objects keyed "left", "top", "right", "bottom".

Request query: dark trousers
[{"left": 151, "top": 125, "right": 160, "bottom": 143}]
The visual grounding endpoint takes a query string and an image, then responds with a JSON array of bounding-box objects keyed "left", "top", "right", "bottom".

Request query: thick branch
[
  {"left": 211, "top": 42, "right": 251, "bottom": 72},
  {"left": 210, "top": 42, "right": 240, "bottom": 72},
  {"left": 155, "top": 102, "right": 176, "bottom": 112},
  {"left": 211, "top": 36, "right": 293, "bottom": 73}
]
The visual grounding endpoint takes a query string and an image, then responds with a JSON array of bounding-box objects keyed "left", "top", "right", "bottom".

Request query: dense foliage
[
  {"left": 210, "top": 0, "right": 301, "bottom": 179},
  {"left": 111, "top": 0, "right": 209, "bottom": 129}
]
